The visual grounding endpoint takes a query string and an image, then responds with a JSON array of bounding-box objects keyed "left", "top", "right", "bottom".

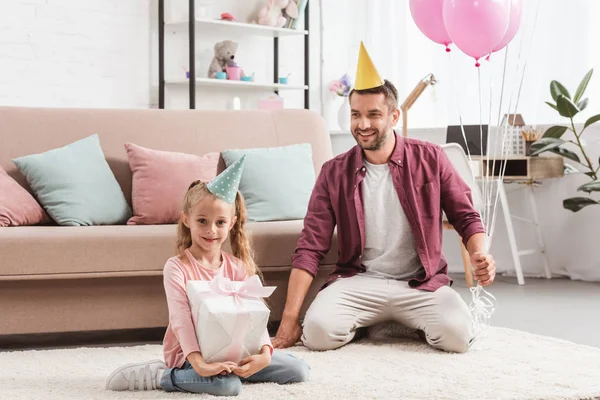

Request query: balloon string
[
  {"left": 489, "top": 0, "right": 542, "bottom": 243},
  {"left": 468, "top": 283, "right": 497, "bottom": 348}
]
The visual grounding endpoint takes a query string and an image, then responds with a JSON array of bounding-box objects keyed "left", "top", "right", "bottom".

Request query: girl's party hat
[{"left": 206, "top": 155, "right": 246, "bottom": 204}]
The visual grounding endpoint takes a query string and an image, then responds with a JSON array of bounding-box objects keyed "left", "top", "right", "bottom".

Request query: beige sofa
[{"left": 0, "top": 106, "right": 338, "bottom": 336}]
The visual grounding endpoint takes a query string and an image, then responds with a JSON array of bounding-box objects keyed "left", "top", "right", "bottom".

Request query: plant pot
[
  {"left": 337, "top": 98, "right": 351, "bottom": 132},
  {"left": 525, "top": 140, "right": 536, "bottom": 156}
]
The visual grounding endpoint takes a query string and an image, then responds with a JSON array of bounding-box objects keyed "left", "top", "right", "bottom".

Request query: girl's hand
[
  {"left": 232, "top": 353, "right": 271, "bottom": 378},
  {"left": 187, "top": 351, "right": 238, "bottom": 377},
  {"left": 196, "top": 361, "right": 239, "bottom": 377}
]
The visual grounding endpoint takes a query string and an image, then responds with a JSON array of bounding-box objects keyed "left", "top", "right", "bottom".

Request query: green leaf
[
  {"left": 551, "top": 80, "right": 571, "bottom": 101},
  {"left": 556, "top": 95, "right": 580, "bottom": 118},
  {"left": 585, "top": 171, "right": 597, "bottom": 178},
  {"left": 549, "top": 147, "right": 581, "bottom": 163},
  {"left": 578, "top": 98, "right": 589, "bottom": 111},
  {"left": 530, "top": 138, "right": 566, "bottom": 155},
  {"left": 542, "top": 126, "right": 568, "bottom": 139},
  {"left": 577, "top": 181, "right": 600, "bottom": 193},
  {"left": 563, "top": 197, "right": 599, "bottom": 212},
  {"left": 574, "top": 69, "right": 593, "bottom": 103},
  {"left": 584, "top": 114, "right": 600, "bottom": 129},
  {"left": 546, "top": 101, "right": 558, "bottom": 111}
]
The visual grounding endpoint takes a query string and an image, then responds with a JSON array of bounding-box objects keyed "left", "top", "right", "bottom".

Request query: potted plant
[{"left": 530, "top": 69, "right": 600, "bottom": 212}]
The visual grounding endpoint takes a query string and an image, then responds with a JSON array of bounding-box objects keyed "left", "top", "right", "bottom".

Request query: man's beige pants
[{"left": 301, "top": 274, "right": 473, "bottom": 353}]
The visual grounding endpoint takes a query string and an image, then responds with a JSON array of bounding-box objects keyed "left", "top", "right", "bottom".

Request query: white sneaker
[
  {"left": 367, "top": 321, "right": 422, "bottom": 341},
  {"left": 105, "top": 360, "right": 166, "bottom": 391}
]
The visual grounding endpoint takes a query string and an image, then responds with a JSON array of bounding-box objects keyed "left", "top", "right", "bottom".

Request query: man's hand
[
  {"left": 471, "top": 252, "right": 496, "bottom": 286},
  {"left": 272, "top": 317, "right": 302, "bottom": 349},
  {"left": 232, "top": 353, "right": 271, "bottom": 378},
  {"left": 187, "top": 351, "right": 238, "bottom": 377}
]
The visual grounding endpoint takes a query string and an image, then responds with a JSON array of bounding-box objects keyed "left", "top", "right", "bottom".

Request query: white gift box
[{"left": 186, "top": 275, "right": 276, "bottom": 363}]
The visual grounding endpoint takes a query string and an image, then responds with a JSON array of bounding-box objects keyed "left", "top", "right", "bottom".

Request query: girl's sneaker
[{"left": 105, "top": 360, "right": 166, "bottom": 391}]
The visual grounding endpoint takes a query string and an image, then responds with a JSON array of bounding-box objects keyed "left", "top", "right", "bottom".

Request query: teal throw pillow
[
  {"left": 221, "top": 143, "right": 315, "bottom": 222},
  {"left": 13, "top": 134, "right": 132, "bottom": 226}
]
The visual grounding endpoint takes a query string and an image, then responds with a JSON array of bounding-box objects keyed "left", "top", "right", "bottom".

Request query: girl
[{"left": 105, "top": 156, "right": 310, "bottom": 396}]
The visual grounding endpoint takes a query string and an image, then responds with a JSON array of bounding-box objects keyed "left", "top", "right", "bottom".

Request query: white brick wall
[{"left": 0, "top": 0, "right": 151, "bottom": 108}]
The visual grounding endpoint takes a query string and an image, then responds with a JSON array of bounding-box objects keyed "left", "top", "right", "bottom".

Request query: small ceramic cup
[
  {"left": 278, "top": 77, "right": 289, "bottom": 84},
  {"left": 226, "top": 66, "right": 243, "bottom": 80}
]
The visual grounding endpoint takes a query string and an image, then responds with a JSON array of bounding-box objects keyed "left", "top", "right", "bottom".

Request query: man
[{"left": 272, "top": 42, "right": 496, "bottom": 354}]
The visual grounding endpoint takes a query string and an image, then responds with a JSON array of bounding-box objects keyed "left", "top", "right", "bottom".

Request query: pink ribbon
[
  {"left": 207, "top": 276, "right": 274, "bottom": 362},
  {"left": 208, "top": 275, "right": 275, "bottom": 300}
]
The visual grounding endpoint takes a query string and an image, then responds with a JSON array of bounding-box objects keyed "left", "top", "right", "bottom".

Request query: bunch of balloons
[{"left": 409, "top": 0, "right": 523, "bottom": 66}]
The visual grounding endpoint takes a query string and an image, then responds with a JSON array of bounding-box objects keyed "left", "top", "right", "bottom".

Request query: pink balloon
[
  {"left": 409, "top": 0, "right": 452, "bottom": 51},
  {"left": 492, "top": 0, "right": 523, "bottom": 53},
  {"left": 443, "top": 0, "right": 511, "bottom": 66}
]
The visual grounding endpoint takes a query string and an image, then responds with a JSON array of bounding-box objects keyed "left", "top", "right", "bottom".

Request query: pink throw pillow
[
  {"left": 125, "top": 143, "right": 220, "bottom": 225},
  {"left": 0, "top": 166, "right": 49, "bottom": 227}
]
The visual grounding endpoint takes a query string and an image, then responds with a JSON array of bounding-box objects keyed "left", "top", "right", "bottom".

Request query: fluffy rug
[{"left": 2, "top": 327, "right": 600, "bottom": 400}]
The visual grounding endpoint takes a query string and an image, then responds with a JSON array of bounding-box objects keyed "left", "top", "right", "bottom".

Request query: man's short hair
[{"left": 349, "top": 79, "right": 399, "bottom": 110}]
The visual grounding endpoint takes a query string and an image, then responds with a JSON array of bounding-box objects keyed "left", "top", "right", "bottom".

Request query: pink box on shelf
[{"left": 258, "top": 95, "right": 284, "bottom": 110}]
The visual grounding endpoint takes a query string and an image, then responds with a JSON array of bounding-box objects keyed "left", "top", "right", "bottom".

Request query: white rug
[{"left": 2, "top": 327, "right": 600, "bottom": 400}]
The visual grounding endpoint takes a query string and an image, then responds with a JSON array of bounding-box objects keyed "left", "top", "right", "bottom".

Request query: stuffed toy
[
  {"left": 255, "top": 0, "right": 293, "bottom": 28},
  {"left": 207, "top": 40, "right": 238, "bottom": 78}
]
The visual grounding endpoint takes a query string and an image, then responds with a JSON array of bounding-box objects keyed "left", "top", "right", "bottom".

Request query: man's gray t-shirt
[{"left": 361, "top": 160, "right": 424, "bottom": 280}]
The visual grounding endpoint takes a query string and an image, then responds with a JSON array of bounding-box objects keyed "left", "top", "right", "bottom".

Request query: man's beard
[{"left": 353, "top": 126, "right": 390, "bottom": 151}]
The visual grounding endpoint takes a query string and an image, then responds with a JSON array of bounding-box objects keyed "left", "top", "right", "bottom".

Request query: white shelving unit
[
  {"left": 165, "top": 18, "right": 308, "bottom": 38},
  {"left": 165, "top": 77, "right": 307, "bottom": 91},
  {"left": 330, "top": 129, "right": 350, "bottom": 136},
  {"left": 158, "top": 1, "right": 310, "bottom": 109}
]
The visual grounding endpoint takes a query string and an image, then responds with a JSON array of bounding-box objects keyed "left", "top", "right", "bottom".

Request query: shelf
[
  {"left": 330, "top": 130, "right": 351, "bottom": 136},
  {"left": 165, "top": 77, "right": 307, "bottom": 91},
  {"left": 165, "top": 18, "right": 308, "bottom": 38}
]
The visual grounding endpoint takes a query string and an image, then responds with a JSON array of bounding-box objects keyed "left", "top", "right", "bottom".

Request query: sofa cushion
[
  {"left": 12, "top": 134, "right": 132, "bottom": 226},
  {"left": 125, "top": 143, "right": 220, "bottom": 225},
  {"left": 0, "top": 225, "right": 178, "bottom": 277},
  {"left": 0, "top": 221, "right": 338, "bottom": 277},
  {"left": 0, "top": 166, "right": 49, "bottom": 227},
  {"left": 221, "top": 144, "right": 315, "bottom": 222}
]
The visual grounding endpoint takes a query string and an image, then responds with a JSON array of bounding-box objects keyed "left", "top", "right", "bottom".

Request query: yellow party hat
[{"left": 354, "top": 42, "right": 384, "bottom": 90}]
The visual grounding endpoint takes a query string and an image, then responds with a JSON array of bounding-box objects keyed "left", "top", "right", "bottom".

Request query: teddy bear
[
  {"left": 254, "top": 0, "right": 296, "bottom": 28},
  {"left": 207, "top": 40, "right": 238, "bottom": 79}
]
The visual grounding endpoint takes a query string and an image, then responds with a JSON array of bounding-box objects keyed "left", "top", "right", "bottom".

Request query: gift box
[{"left": 186, "top": 275, "right": 276, "bottom": 363}]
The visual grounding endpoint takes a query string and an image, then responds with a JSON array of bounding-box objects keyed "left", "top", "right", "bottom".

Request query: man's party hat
[
  {"left": 354, "top": 41, "right": 384, "bottom": 90},
  {"left": 206, "top": 155, "right": 246, "bottom": 204}
]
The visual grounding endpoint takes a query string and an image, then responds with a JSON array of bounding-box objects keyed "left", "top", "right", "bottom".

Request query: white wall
[{"left": 0, "top": 0, "right": 151, "bottom": 108}]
